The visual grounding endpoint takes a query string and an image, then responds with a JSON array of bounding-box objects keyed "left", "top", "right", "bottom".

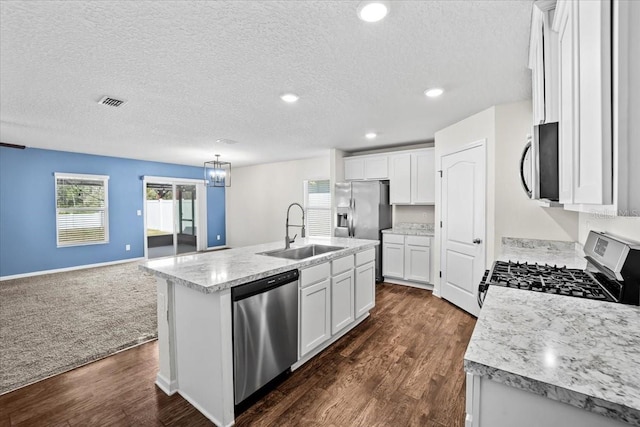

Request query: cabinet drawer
[
  {"left": 406, "top": 235, "right": 430, "bottom": 247},
  {"left": 383, "top": 233, "right": 405, "bottom": 244},
  {"left": 332, "top": 255, "right": 354, "bottom": 276},
  {"left": 355, "top": 248, "right": 375, "bottom": 267},
  {"left": 300, "top": 263, "right": 330, "bottom": 288}
]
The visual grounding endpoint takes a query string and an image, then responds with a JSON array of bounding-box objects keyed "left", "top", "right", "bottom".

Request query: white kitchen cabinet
[
  {"left": 331, "top": 269, "right": 355, "bottom": 334},
  {"left": 389, "top": 154, "right": 411, "bottom": 204},
  {"left": 405, "top": 237, "right": 430, "bottom": 283},
  {"left": 299, "top": 278, "right": 331, "bottom": 358},
  {"left": 344, "top": 154, "right": 388, "bottom": 180},
  {"left": 354, "top": 248, "right": 376, "bottom": 319},
  {"left": 382, "top": 233, "right": 431, "bottom": 285},
  {"left": 382, "top": 234, "right": 405, "bottom": 279},
  {"left": 465, "top": 373, "right": 627, "bottom": 427},
  {"left": 411, "top": 149, "right": 436, "bottom": 204},
  {"left": 529, "top": 1, "right": 559, "bottom": 125},
  {"left": 389, "top": 148, "right": 435, "bottom": 205},
  {"left": 554, "top": 0, "right": 613, "bottom": 206}
]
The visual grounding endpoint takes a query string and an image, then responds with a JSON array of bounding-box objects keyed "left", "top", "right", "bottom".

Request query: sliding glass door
[{"left": 145, "top": 181, "right": 201, "bottom": 259}]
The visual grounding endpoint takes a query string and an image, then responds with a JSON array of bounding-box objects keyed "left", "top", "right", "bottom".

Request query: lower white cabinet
[
  {"left": 331, "top": 270, "right": 355, "bottom": 334},
  {"left": 383, "top": 233, "right": 431, "bottom": 284},
  {"left": 299, "top": 278, "right": 331, "bottom": 358},
  {"left": 355, "top": 261, "right": 375, "bottom": 318}
]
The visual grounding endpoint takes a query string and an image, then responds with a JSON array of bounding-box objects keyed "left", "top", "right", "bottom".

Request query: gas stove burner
[{"left": 484, "top": 260, "right": 615, "bottom": 303}]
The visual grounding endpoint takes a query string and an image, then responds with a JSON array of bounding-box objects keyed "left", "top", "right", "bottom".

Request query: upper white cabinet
[
  {"left": 389, "top": 148, "right": 435, "bottom": 205},
  {"left": 529, "top": 1, "right": 559, "bottom": 125},
  {"left": 553, "top": 0, "right": 613, "bottom": 206},
  {"left": 344, "top": 154, "right": 388, "bottom": 180}
]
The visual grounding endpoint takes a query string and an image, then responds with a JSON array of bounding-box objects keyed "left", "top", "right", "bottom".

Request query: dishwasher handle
[{"left": 231, "top": 269, "right": 299, "bottom": 301}]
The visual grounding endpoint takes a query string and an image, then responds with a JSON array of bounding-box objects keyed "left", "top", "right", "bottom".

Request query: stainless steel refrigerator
[{"left": 335, "top": 181, "right": 392, "bottom": 282}]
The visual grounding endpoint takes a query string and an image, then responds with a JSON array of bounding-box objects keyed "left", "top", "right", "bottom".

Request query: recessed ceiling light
[
  {"left": 357, "top": 1, "right": 389, "bottom": 23},
  {"left": 280, "top": 93, "right": 299, "bottom": 103},
  {"left": 365, "top": 132, "right": 377, "bottom": 139},
  {"left": 424, "top": 88, "right": 444, "bottom": 98}
]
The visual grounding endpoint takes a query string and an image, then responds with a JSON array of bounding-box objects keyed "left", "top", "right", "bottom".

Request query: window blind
[
  {"left": 55, "top": 174, "right": 109, "bottom": 246},
  {"left": 305, "top": 180, "right": 331, "bottom": 237}
]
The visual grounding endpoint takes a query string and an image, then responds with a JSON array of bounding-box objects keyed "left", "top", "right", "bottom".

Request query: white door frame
[
  {"left": 438, "top": 139, "right": 487, "bottom": 316},
  {"left": 143, "top": 176, "right": 208, "bottom": 259}
]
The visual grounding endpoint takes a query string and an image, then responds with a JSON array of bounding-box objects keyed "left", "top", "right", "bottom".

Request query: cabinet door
[
  {"left": 404, "top": 244, "right": 430, "bottom": 283},
  {"left": 529, "top": 6, "right": 546, "bottom": 125},
  {"left": 331, "top": 270, "right": 355, "bottom": 335},
  {"left": 389, "top": 153, "right": 411, "bottom": 204},
  {"left": 574, "top": 0, "right": 612, "bottom": 205},
  {"left": 411, "top": 149, "right": 436, "bottom": 204},
  {"left": 344, "top": 158, "right": 365, "bottom": 181},
  {"left": 300, "top": 279, "right": 331, "bottom": 358},
  {"left": 355, "top": 261, "right": 375, "bottom": 318},
  {"left": 364, "top": 156, "right": 389, "bottom": 179},
  {"left": 555, "top": 0, "right": 577, "bottom": 204},
  {"left": 382, "top": 242, "right": 404, "bottom": 278}
]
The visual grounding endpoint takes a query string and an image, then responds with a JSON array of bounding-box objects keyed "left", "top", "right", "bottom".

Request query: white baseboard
[
  {"left": 205, "top": 245, "right": 229, "bottom": 251},
  {"left": 0, "top": 257, "right": 145, "bottom": 281},
  {"left": 155, "top": 373, "right": 178, "bottom": 396},
  {"left": 383, "top": 277, "right": 434, "bottom": 291}
]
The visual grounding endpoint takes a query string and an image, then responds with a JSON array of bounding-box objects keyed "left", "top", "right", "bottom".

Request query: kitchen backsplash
[
  {"left": 393, "top": 205, "right": 434, "bottom": 225},
  {"left": 392, "top": 222, "right": 435, "bottom": 233}
]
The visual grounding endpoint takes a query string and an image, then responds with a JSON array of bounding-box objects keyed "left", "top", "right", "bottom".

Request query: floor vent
[{"left": 98, "top": 96, "right": 127, "bottom": 107}]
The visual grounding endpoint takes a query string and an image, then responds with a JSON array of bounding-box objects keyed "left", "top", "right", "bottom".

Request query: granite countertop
[
  {"left": 382, "top": 222, "right": 434, "bottom": 237},
  {"left": 464, "top": 286, "right": 640, "bottom": 426},
  {"left": 498, "top": 237, "right": 587, "bottom": 269},
  {"left": 141, "top": 237, "right": 378, "bottom": 294}
]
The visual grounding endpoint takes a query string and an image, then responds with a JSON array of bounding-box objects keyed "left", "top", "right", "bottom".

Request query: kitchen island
[
  {"left": 464, "top": 286, "right": 640, "bottom": 427},
  {"left": 141, "top": 237, "right": 379, "bottom": 427}
]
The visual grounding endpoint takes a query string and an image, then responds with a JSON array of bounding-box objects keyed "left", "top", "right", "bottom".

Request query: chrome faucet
[{"left": 285, "top": 203, "right": 306, "bottom": 249}]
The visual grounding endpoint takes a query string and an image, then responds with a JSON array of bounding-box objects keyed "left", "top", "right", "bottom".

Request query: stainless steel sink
[{"left": 258, "top": 244, "right": 345, "bottom": 260}]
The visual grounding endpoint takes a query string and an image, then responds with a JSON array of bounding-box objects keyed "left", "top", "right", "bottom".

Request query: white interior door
[{"left": 440, "top": 143, "right": 486, "bottom": 317}]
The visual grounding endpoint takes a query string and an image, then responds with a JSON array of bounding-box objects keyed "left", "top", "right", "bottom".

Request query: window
[
  {"left": 55, "top": 173, "right": 109, "bottom": 246},
  {"left": 304, "top": 179, "right": 331, "bottom": 237}
]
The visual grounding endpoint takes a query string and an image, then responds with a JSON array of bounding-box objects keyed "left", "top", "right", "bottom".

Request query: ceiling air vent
[{"left": 98, "top": 96, "right": 127, "bottom": 107}]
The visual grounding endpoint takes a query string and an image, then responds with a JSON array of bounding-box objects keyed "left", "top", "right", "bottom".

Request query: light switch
[{"left": 137, "top": 210, "right": 142, "bottom": 216}]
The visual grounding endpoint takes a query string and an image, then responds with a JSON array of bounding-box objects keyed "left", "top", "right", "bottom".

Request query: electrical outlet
[
  {"left": 137, "top": 210, "right": 142, "bottom": 216},
  {"left": 125, "top": 244, "right": 131, "bottom": 251},
  {"left": 217, "top": 235, "right": 221, "bottom": 240}
]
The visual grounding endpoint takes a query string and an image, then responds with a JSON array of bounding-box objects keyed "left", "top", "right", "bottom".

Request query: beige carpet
[{"left": 0, "top": 261, "right": 157, "bottom": 394}]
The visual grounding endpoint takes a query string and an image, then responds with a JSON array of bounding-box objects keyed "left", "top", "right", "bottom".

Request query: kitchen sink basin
[{"left": 258, "top": 244, "right": 345, "bottom": 260}]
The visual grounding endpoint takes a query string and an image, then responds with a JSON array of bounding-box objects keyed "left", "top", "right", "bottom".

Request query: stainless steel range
[{"left": 478, "top": 231, "right": 640, "bottom": 307}]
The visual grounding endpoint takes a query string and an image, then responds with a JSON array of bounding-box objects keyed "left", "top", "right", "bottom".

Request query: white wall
[
  {"left": 578, "top": 214, "right": 640, "bottom": 244},
  {"left": 494, "top": 101, "right": 578, "bottom": 243},
  {"left": 393, "top": 205, "right": 435, "bottom": 225},
  {"left": 226, "top": 156, "right": 330, "bottom": 248}
]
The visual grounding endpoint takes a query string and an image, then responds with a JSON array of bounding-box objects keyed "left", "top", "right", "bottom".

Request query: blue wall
[{"left": 0, "top": 147, "right": 225, "bottom": 277}]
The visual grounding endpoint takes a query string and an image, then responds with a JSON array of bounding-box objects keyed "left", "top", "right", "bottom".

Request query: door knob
[{"left": 473, "top": 238, "right": 482, "bottom": 244}]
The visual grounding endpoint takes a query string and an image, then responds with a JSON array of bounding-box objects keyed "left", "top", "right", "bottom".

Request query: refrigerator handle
[{"left": 349, "top": 199, "right": 355, "bottom": 237}]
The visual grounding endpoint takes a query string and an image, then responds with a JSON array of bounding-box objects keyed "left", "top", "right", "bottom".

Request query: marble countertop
[
  {"left": 464, "top": 286, "right": 640, "bottom": 426},
  {"left": 141, "top": 237, "right": 378, "bottom": 294},
  {"left": 497, "top": 237, "right": 587, "bottom": 269},
  {"left": 382, "top": 222, "right": 434, "bottom": 236}
]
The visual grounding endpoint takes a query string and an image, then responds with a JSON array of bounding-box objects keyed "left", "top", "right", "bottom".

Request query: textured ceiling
[{"left": 0, "top": 1, "right": 533, "bottom": 167}]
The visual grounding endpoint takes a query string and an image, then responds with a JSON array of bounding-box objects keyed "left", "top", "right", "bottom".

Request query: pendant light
[{"left": 204, "top": 154, "right": 231, "bottom": 187}]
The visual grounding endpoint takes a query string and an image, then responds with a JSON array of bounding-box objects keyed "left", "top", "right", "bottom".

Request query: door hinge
[
  {"left": 440, "top": 221, "right": 443, "bottom": 228},
  {"left": 438, "top": 170, "right": 442, "bottom": 178},
  {"left": 439, "top": 271, "right": 442, "bottom": 278}
]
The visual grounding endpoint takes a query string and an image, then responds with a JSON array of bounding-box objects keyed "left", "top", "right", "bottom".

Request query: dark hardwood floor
[{"left": 0, "top": 284, "right": 476, "bottom": 427}]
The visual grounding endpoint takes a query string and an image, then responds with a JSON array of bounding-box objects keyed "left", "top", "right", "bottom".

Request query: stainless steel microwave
[{"left": 520, "top": 122, "right": 559, "bottom": 201}]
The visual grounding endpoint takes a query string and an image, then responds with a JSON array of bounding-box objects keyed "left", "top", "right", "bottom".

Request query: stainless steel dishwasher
[{"left": 232, "top": 269, "right": 299, "bottom": 406}]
